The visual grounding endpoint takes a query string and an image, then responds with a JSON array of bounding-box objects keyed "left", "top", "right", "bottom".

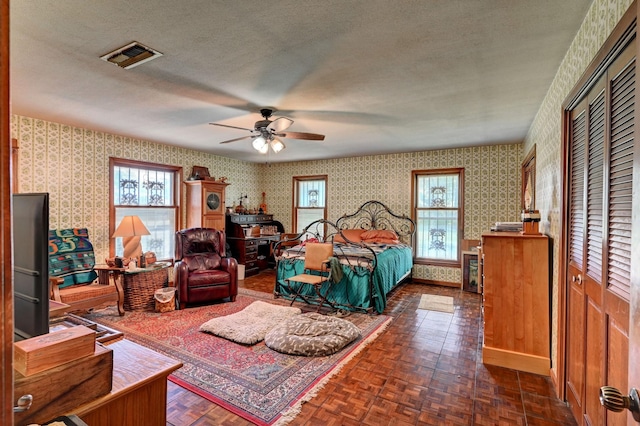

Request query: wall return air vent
[{"left": 100, "top": 41, "right": 163, "bottom": 69}]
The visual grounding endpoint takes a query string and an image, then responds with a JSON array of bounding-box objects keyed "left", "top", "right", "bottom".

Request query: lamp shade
[
  {"left": 112, "top": 215, "right": 150, "bottom": 237},
  {"left": 112, "top": 215, "right": 150, "bottom": 260}
]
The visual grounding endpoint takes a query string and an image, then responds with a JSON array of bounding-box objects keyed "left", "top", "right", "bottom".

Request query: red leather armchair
[{"left": 174, "top": 228, "right": 238, "bottom": 309}]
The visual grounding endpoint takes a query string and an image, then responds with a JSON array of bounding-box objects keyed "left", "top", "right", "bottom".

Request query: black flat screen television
[{"left": 13, "top": 193, "right": 50, "bottom": 341}]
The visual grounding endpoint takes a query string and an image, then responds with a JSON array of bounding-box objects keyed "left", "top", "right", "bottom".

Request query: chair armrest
[
  {"left": 49, "top": 277, "right": 64, "bottom": 302},
  {"left": 220, "top": 257, "right": 238, "bottom": 296},
  {"left": 174, "top": 261, "right": 190, "bottom": 308},
  {"left": 220, "top": 257, "right": 237, "bottom": 273}
]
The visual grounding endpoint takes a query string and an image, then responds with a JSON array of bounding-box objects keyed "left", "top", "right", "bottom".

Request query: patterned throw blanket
[
  {"left": 48, "top": 228, "right": 98, "bottom": 288},
  {"left": 277, "top": 243, "right": 413, "bottom": 314}
]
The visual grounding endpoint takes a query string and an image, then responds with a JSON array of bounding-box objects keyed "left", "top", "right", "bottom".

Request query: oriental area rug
[{"left": 84, "top": 288, "right": 391, "bottom": 426}]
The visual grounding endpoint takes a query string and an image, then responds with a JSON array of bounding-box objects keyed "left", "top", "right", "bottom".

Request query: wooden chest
[
  {"left": 14, "top": 342, "right": 113, "bottom": 425},
  {"left": 14, "top": 325, "right": 96, "bottom": 376}
]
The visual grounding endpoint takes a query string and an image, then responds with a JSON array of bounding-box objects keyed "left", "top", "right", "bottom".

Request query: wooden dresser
[
  {"left": 481, "top": 231, "right": 550, "bottom": 375},
  {"left": 226, "top": 214, "right": 284, "bottom": 277}
]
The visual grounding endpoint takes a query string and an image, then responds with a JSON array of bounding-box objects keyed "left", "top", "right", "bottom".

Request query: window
[
  {"left": 412, "top": 169, "right": 464, "bottom": 266},
  {"left": 293, "top": 176, "right": 327, "bottom": 236},
  {"left": 110, "top": 158, "right": 181, "bottom": 261}
]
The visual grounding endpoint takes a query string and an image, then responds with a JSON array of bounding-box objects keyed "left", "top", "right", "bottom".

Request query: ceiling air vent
[{"left": 100, "top": 41, "right": 163, "bottom": 69}]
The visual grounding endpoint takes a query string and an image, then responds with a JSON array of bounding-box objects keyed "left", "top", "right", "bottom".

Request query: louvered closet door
[
  {"left": 602, "top": 42, "right": 633, "bottom": 426},
  {"left": 566, "top": 85, "right": 600, "bottom": 426},
  {"left": 565, "top": 40, "right": 634, "bottom": 426}
]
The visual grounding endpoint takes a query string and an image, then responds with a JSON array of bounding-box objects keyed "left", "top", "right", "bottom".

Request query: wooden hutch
[{"left": 184, "top": 180, "right": 229, "bottom": 231}]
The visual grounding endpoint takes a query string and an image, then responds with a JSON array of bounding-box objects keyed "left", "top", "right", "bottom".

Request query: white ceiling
[{"left": 10, "top": 0, "right": 592, "bottom": 163}]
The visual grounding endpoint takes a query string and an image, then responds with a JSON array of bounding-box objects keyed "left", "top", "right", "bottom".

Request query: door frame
[{"left": 1, "top": 0, "right": 13, "bottom": 422}]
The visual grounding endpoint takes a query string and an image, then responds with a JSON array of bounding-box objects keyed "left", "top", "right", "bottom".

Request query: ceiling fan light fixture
[
  {"left": 271, "top": 138, "right": 285, "bottom": 153},
  {"left": 258, "top": 143, "right": 269, "bottom": 154},
  {"left": 210, "top": 107, "right": 325, "bottom": 154},
  {"left": 252, "top": 136, "right": 267, "bottom": 151}
]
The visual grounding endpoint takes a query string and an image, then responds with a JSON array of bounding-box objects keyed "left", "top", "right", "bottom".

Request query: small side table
[
  {"left": 93, "top": 265, "right": 126, "bottom": 316},
  {"left": 461, "top": 250, "right": 479, "bottom": 293},
  {"left": 122, "top": 263, "right": 170, "bottom": 311}
]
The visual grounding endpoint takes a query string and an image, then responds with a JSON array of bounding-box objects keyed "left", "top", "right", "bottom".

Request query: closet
[{"left": 563, "top": 28, "right": 635, "bottom": 426}]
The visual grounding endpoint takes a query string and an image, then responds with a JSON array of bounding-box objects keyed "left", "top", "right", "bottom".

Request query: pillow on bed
[
  {"left": 333, "top": 229, "right": 365, "bottom": 243},
  {"left": 367, "top": 238, "right": 400, "bottom": 244},
  {"left": 360, "top": 229, "right": 400, "bottom": 244}
]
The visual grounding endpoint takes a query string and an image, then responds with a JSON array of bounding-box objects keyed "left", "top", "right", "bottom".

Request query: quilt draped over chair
[{"left": 49, "top": 227, "right": 124, "bottom": 315}]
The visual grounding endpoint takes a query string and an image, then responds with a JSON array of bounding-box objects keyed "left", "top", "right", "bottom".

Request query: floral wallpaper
[
  {"left": 523, "top": 0, "right": 634, "bottom": 377},
  {"left": 12, "top": 114, "right": 522, "bottom": 286},
  {"left": 11, "top": 115, "right": 262, "bottom": 264},
  {"left": 259, "top": 145, "right": 522, "bottom": 283}
]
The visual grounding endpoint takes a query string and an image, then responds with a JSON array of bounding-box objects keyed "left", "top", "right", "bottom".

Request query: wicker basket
[{"left": 123, "top": 267, "right": 169, "bottom": 311}]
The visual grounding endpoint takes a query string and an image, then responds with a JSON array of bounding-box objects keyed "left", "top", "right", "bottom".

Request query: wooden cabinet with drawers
[
  {"left": 231, "top": 235, "right": 280, "bottom": 276},
  {"left": 481, "top": 231, "right": 550, "bottom": 375},
  {"left": 226, "top": 214, "right": 284, "bottom": 277}
]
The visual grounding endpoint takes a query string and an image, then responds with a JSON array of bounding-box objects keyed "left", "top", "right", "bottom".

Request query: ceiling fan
[{"left": 210, "top": 108, "right": 325, "bottom": 154}]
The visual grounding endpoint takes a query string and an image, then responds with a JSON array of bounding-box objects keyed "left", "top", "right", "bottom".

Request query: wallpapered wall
[
  {"left": 11, "top": 115, "right": 262, "bottom": 263},
  {"left": 12, "top": 114, "right": 522, "bottom": 285},
  {"left": 258, "top": 145, "right": 522, "bottom": 283},
  {"left": 522, "top": 0, "right": 634, "bottom": 376}
]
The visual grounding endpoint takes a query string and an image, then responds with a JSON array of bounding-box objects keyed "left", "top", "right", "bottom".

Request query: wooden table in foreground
[{"left": 69, "top": 339, "right": 182, "bottom": 426}]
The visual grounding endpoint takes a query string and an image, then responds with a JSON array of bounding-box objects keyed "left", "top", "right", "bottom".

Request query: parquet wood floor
[{"left": 166, "top": 270, "right": 576, "bottom": 425}]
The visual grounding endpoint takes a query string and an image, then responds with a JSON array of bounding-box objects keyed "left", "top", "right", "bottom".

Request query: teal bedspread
[{"left": 275, "top": 244, "right": 413, "bottom": 314}]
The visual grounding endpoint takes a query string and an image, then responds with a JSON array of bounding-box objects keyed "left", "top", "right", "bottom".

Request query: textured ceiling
[{"left": 10, "top": 0, "right": 592, "bottom": 163}]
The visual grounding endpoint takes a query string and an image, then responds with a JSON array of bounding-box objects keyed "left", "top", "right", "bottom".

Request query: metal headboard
[{"left": 335, "top": 200, "right": 415, "bottom": 244}]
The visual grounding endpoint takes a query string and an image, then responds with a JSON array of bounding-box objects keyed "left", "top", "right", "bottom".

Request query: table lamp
[{"left": 112, "top": 215, "right": 151, "bottom": 260}]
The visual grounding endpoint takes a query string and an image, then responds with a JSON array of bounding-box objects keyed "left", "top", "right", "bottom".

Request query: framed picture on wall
[{"left": 461, "top": 250, "right": 479, "bottom": 293}]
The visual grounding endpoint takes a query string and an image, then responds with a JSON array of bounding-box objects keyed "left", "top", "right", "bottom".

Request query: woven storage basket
[{"left": 123, "top": 267, "right": 168, "bottom": 311}]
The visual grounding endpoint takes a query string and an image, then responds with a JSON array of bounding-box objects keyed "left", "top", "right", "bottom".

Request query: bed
[{"left": 273, "top": 200, "right": 415, "bottom": 314}]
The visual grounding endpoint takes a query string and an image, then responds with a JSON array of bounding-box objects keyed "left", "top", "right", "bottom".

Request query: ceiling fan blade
[
  {"left": 218, "top": 135, "right": 253, "bottom": 144},
  {"left": 267, "top": 117, "right": 293, "bottom": 132},
  {"left": 279, "top": 131, "right": 325, "bottom": 141},
  {"left": 209, "top": 122, "right": 254, "bottom": 132}
]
